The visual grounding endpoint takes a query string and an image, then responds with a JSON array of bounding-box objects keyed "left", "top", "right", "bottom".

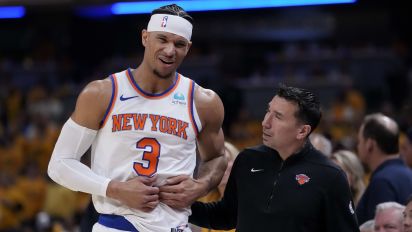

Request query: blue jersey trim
[
  {"left": 100, "top": 75, "right": 116, "bottom": 127},
  {"left": 127, "top": 68, "right": 178, "bottom": 97},
  {"left": 189, "top": 80, "right": 200, "bottom": 135},
  {"left": 98, "top": 214, "right": 138, "bottom": 231}
]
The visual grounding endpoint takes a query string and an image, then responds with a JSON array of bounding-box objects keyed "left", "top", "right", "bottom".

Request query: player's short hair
[{"left": 152, "top": 4, "right": 193, "bottom": 24}]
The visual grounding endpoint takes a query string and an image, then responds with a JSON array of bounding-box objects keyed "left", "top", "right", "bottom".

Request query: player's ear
[
  {"left": 142, "top": 30, "right": 148, "bottom": 47},
  {"left": 186, "top": 41, "right": 192, "bottom": 53}
]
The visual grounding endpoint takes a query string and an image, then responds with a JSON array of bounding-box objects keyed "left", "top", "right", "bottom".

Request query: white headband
[{"left": 147, "top": 14, "right": 193, "bottom": 41}]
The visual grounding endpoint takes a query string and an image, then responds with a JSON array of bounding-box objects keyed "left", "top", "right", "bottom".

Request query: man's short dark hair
[
  {"left": 152, "top": 4, "right": 193, "bottom": 24},
  {"left": 276, "top": 84, "right": 321, "bottom": 134},
  {"left": 362, "top": 114, "right": 399, "bottom": 154}
]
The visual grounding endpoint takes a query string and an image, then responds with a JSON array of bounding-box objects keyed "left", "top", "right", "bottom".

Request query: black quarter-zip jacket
[{"left": 190, "top": 142, "right": 360, "bottom": 232}]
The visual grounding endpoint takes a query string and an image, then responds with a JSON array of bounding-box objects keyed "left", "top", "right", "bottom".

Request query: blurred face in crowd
[
  {"left": 404, "top": 201, "right": 412, "bottom": 232},
  {"left": 262, "top": 96, "right": 306, "bottom": 151},
  {"left": 357, "top": 125, "right": 369, "bottom": 164},
  {"left": 374, "top": 208, "right": 404, "bottom": 232},
  {"left": 142, "top": 30, "right": 191, "bottom": 79}
]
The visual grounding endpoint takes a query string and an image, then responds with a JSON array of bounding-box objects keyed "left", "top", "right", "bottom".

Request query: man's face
[
  {"left": 374, "top": 208, "right": 403, "bottom": 232},
  {"left": 261, "top": 96, "right": 303, "bottom": 150},
  {"left": 142, "top": 30, "right": 191, "bottom": 79},
  {"left": 404, "top": 202, "right": 412, "bottom": 232}
]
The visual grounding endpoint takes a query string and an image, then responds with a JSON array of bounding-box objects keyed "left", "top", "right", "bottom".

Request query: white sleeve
[{"left": 48, "top": 118, "right": 111, "bottom": 197}]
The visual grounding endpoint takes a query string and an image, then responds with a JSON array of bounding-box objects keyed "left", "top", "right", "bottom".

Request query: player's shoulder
[
  {"left": 180, "top": 74, "right": 222, "bottom": 106},
  {"left": 194, "top": 85, "right": 221, "bottom": 105},
  {"left": 72, "top": 77, "right": 113, "bottom": 129},
  {"left": 193, "top": 84, "right": 224, "bottom": 126},
  {"left": 75, "top": 77, "right": 112, "bottom": 109},
  {"left": 83, "top": 78, "right": 112, "bottom": 94},
  {"left": 78, "top": 78, "right": 112, "bottom": 100}
]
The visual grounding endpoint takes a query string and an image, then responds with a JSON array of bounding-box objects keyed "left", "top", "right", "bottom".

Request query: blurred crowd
[
  {"left": 1, "top": 39, "right": 411, "bottom": 231},
  {"left": 1, "top": 5, "right": 412, "bottom": 231}
]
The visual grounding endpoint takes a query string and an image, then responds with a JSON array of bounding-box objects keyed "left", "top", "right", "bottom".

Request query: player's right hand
[{"left": 106, "top": 175, "right": 159, "bottom": 212}]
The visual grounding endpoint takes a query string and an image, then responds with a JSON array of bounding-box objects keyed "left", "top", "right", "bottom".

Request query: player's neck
[{"left": 133, "top": 65, "right": 176, "bottom": 94}]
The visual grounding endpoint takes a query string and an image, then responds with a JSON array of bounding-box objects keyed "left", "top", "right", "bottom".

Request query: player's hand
[
  {"left": 159, "top": 175, "right": 208, "bottom": 209},
  {"left": 106, "top": 176, "right": 159, "bottom": 212}
]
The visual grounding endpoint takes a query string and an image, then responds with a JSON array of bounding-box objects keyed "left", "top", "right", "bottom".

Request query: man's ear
[
  {"left": 366, "top": 138, "right": 375, "bottom": 153},
  {"left": 297, "top": 125, "right": 311, "bottom": 140},
  {"left": 142, "top": 30, "right": 148, "bottom": 47}
]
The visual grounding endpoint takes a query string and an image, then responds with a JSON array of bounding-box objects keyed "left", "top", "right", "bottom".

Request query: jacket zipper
[{"left": 266, "top": 160, "right": 284, "bottom": 211}]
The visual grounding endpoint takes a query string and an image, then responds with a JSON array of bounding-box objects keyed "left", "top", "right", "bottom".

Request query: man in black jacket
[{"left": 190, "top": 84, "right": 360, "bottom": 232}]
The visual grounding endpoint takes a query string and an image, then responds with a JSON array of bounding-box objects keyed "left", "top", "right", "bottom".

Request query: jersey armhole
[
  {"left": 188, "top": 80, "right": 202, "bottom": 137},
  {"left": 99, "top": 74, "right": 118, "bottom": 128}
]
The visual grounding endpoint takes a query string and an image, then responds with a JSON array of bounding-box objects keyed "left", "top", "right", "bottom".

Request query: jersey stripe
[
  {"left": 100, "top": 74, "right": 118, "bottom": 128},
  {"left": 126, "top": 68, "right": 180, "bottom": 99},
  {"left": 188, "top": 80, "right": 199, "bottom": 136}
]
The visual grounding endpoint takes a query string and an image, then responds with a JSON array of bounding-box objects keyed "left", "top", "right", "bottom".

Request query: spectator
[
  {"left": 374, "top": 202, "right": 405, "bottom": 232},
  {"left": 331, "top": 150, "right": 366, "bottom": 205},
  {"left": 356, "top": 113, "right": 412, "bottom": 224},
  {"left": 404, "top": 195, "right": 412, "bottom": 232}
]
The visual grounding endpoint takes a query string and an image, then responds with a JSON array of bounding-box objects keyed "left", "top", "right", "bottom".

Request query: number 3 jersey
[{"left": 91, "top": 68, "right": 202, "bottom": 232}]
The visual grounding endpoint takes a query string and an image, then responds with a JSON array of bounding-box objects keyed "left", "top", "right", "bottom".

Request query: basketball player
[{"left": 48, "top": 4, "right": 226, "bottom": 232}]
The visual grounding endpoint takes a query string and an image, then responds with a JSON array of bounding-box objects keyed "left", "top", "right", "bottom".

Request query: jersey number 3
[{"left": 133, "top": 138, "right": 160, "bottom": 177}]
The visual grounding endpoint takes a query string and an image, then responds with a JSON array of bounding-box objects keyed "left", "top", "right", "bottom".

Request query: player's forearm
[
  {"left": 48, "top": 157, "right": 110, "bottom": 196},
  {"left": 47, "top": 118, "right": 110, "bottom": 196},
  {"left": 196, "top": 155, "right": 227, "bottom": 197}
]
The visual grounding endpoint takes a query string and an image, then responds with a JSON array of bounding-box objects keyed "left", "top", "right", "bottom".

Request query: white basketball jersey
[{"left": 91, "top": 69, "right": 202, "bottom": 232}]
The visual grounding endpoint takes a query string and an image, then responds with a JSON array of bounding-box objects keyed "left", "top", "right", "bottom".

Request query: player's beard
[{"left": 153, "top": 69, "right": 173, "bottom": 79}]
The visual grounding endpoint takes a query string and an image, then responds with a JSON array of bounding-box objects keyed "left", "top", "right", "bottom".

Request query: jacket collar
[
  {"left": 263, "top": 140, "right": 313, "bottom": 164},
  {"left": 373, "top": 157, "right": 403, "bottom": 176}
]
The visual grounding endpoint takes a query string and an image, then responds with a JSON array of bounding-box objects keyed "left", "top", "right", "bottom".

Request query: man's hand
[
  {"left": 159, "top": 175, "right": 208, "bottom": 209},
  {"left": 106, "top": 176, "right": 159, "bottom": 212}
]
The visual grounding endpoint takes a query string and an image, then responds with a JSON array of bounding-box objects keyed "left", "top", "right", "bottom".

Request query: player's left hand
[{"left": 159, "top": 175, "right": 208, "bottom": 209}]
